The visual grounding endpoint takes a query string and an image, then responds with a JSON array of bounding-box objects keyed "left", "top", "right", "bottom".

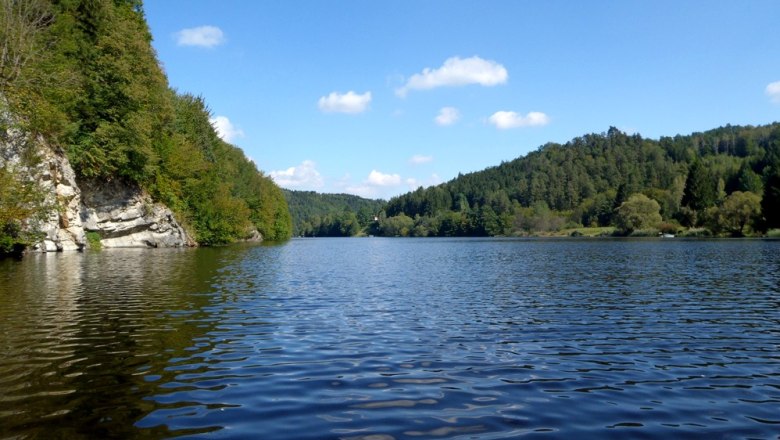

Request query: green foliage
[
  {"left": 513, "top": 202, "right": 566, "bottom": 235},
  {"left": 41, "top": 0, "right": 172, "bottom": 182},
  {"left": 657, "top": 221, "right": 681, "bottom": 235},
  {"left": 762, "top": 173, "right": 780, "bottom": 231},
  {"left": 0, "top": 0, "right": 53, "bottom": 95},
  {"left": 85, "top": 231, "right": 101, "bottom": 250},
  {"left": 380, "top": 213, "right": 415, "bottom": 237},
  {"left": 153, "top": 93, "right": 292, "bottom": 244},
  {"left": 735, "top": 162, "right": 763, "bottom": 194},
  {"left": 614, "top": 194, "right": 662, "bottom": 234},
  {"left": 709, "top": 191, "right": 762, "bottom": 236},
  {"left": 681, "top": 160, "right": 718, "bottom": 216},
  {"left": 284, "top": 190, "right": 384, "bottom": 236},
  {"left": 380, "top": 124, "right": 780, "bottom": 237}
]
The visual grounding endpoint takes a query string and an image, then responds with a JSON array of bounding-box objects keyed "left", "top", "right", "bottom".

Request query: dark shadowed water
[{"left": 1, "top": 238, "right": 779, "bottom": 439}]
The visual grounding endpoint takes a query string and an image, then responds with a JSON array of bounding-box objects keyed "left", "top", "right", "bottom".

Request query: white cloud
[
  {"left": 767, "top": 81, "right": 780, "bottom": 103},
  {"left": 435, "top": 107, "right": 460, "bottom": 126},
  {"left": 367, "top": 170, "right": 402, "bottom": 186},
  {"left": 405, "top": 174, "right": 442, "bottom": 191},
  {"left": 488, "top": 111, "right": 550, "bottom": 129},
  {"left": 342, "top": 185, "right": 377, "bottom": 199},
  {"left": 409, "top": 154, "right": 433, "bottom": 165},
  {"left": 338, "top": 170, "right": 443, "bottom": 199},
  {"left": 210, "top": 116, "right": 244, "bottom": 142},
  {"left": 269, "top": 160, "right": 324, "bottom": 189},
  {"left": 396, "top": 56, "right": 508, "bottom": 97},
  {"left": 175, "top": 25, "right": 225, "bottom": 48},
  {"left": 318, "top": 91, "right": 372, "bottom": 114},
  {"left": 335, "top": 171, "right": 402, "bottom": 199}
]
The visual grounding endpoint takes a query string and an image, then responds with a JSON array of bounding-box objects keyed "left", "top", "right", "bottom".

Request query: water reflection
[
  {"left": 1, "top": 239, "right": 780, "bottom": 439},
  {"left": 0, "top": 246, "right": 253, "bottom": 438}
]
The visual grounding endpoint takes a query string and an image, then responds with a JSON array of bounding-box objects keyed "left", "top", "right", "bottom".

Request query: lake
[{"left": 0, "top": 238, "right": 778, "bottom": 439}]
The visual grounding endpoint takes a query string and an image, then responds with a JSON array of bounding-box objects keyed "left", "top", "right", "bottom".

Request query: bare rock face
[
  {"left": 0, "top": 119, "right": 84, "bottom": 251},
  {"left": 79, "top": 180, "right": 194, "bottom": 249},
  {"left": 2, "top": 99, "right": 194, "bottom": 252},
  {"left": 1, "top": 126, "right": 193, "bottom": 251},
  {"left": 30, "top": 142, "right": 86, "bottom": 252}
]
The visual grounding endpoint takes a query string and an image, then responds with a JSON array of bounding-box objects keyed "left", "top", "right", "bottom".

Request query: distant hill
[
  {"left": 283, "top": 190, "right": 385, "bottom": 236},
  {"left": 381, "top": 124, "right": 780, "bottom": 237}
]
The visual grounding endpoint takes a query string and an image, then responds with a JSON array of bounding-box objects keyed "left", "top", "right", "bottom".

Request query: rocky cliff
[{"left": 2, "top": 129, "right": 193, "bottom": 252}]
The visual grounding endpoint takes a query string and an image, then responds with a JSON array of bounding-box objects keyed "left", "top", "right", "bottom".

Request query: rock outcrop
[
  {"left": 30, "top": 142, "right": 86, "bottom": 252},
  {"left": 2, "top": 127, "right": 194, "bottom": 252},
  {"left": 79, "top": 179, "right": 193, "bottom": 249}
]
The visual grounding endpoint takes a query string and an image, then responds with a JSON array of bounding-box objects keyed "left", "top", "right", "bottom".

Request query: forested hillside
[
  {"left": 0, "top": 0, "right": 291, "bottom": 251},
  {"left": 283, "top": 190, "right": 384, "bottom": 236},
  {"left": 381, "top": 124, "right": 780, "bottom": 237}
]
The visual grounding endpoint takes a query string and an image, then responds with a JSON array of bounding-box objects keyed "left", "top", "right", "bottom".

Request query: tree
[
  {"left": 381, "top": 213, "right": 414, "bottom": 237},
  {"left": 614, "top": 193, "right": 662, "bottom": 234},
  {"left": 682, "top": 160, "right": 718, "bottom": 212},
  {"left": 378, "top": 123, "right": 779, "bottom": 237},
  {"left": 761, "top": 173, "right": 780, "bottom": 231},
  {"left": 736, "top": 162, "right": 763, "bottom": 194},
  {"left": 714, "top": 191, "right": 761, "bottom": 236},
  {"left": 680, "top": 160, "right": 718, "bottom": 227},
  {"left": 0, "top": 0, "right": 52, "bottom": 92}
]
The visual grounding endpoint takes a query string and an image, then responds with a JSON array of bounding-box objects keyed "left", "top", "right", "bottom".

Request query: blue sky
[{"left": 144, "top": 1, "right": 780, "bottom": 200}]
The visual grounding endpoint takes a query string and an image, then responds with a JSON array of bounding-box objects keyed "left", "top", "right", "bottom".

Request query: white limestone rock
[
  {"left": 80, "top": 180, "right": 193, "bottom": 249},
  {"left": 2, "top": 120, "right": 193, "bottom": 252}
]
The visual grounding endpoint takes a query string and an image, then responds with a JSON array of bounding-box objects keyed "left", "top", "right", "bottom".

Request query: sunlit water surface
[{"left": 1, "top": 238, "right": 779, "bottom": 439}]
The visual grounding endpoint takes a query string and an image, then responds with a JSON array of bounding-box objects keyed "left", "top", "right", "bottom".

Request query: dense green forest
[
  {"left": 0, "top": 0, "right": 291, "bottom": 252},
  {"left": 283, "top": 190, "right": 384, "bottom": 237},
  {"left": 379, "top": 124, "right": 780, "bottom": 237},
  {"left": 286, "top": 123, "right": 780, "bottom": 239}
]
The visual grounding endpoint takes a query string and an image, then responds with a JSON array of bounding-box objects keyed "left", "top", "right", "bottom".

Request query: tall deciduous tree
[
  {"left": 715, "top": 191, "right": 761, "bottom": 236},
  {"left": 614, "top": 193, "right": 662, "bottom": 234},
  {"left": 0, "top": 0, "right": 52, "bottom": 92}
]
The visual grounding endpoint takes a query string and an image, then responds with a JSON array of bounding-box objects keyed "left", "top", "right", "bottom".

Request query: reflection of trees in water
[{"left": 0, "top": 246, "right": 252, "bottom": 438}]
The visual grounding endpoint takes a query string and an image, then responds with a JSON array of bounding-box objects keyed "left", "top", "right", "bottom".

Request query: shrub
[{"left": 85, "top": 231, "right": 102, "bottom": 250}]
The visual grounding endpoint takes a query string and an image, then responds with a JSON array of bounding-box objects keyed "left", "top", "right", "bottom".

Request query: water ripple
[{"left": 1, "top": 240, "right": 780, "bottom": 439}]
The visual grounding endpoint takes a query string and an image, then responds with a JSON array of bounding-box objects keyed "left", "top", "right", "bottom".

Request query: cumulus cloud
[
  {"left": 339, "top": 170, "right": 442, "bottom": 199},
  {"left": 269, "top": 160, "right": 324, "bottom": 189},
  {"left": 396, "top": 56, "right": 508, "bottom": 97},
  {"left": 342, "top": 185, "right": 376, "bottom": 198},
  {"left": 210, "top": 116, "right": 244, "bottom": 142},
  {"left": 435, "top": 107, "right": 460, "bottom": 126},
  {"left": 318, "top": 91, "right": 372, "bottom": 114},
  {"left": 488, "top": 111, "right": 550, "bottom": 129},
  {"left": 175, "top": 25, "right": 225, "bottom": 48},
  {"left": 405, "top": 174, "right": 442, "bottom": 191},
  {"left": 767, "top": 81, "right": 780, "bottom": 103},
  {"left": 409, "top": 154, "right": 433, "bottom": 165},
  {"left": 366, "top": 170, "right": 402, "bottom": 186}
]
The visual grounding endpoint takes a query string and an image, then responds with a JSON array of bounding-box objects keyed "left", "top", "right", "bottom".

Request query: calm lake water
[{"left": 0, "top": 238, "right": 779, "bottom": 439}]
